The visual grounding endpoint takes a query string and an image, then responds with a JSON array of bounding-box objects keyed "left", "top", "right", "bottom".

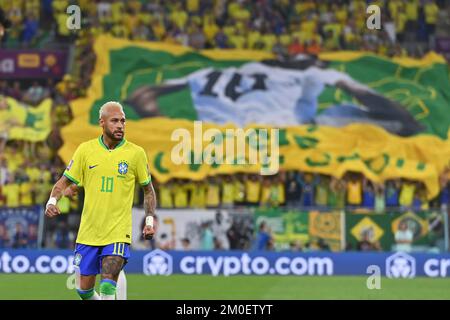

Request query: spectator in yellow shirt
[
  {"left": 173, "top": 179, "right": 189, "bottom": 208},
  {"left": 395, "top": 6, "right": 408, "bottom": 42},
  {"left": 206, "top": 176, "right": 220, "bottom": 208},
  {"left": 221, "top": 175, "right": 235, "bottom": 208},
  {"left": 245, "top": 174, "right": 261, "bottom": 206},
  {"left": 229, "top": 29, "right": 247, "bottom": 49},
  {"left": 159, "top": 180, "right": 174, "bottom": 209},
  {"left": 170, "top": 3, "right": 188, "bottom": 30},
  {"left": 189, "top": 180, "right": 206, "bottom": 208},
  {"left": 19, "top": 176, "right": 33, "bottom": 207},
  {"left": 3, "top": 176, "right": 20, "bottom": 208},
  {"left": 424, "top": 0, "right": 439, "bottom": 42},
  {"left": 405, "top": 0, "right": 419, "bottom": 33},
  {"left": 233, "top": 174, "right": 246, "bottom": 205},
  {"left": 399, "top": 179, "right": 416, "bottom": 209}
]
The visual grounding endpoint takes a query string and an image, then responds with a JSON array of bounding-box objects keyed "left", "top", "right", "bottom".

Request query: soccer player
[{"left": 45, "top": 101, "right": 157, "bottom": 300}]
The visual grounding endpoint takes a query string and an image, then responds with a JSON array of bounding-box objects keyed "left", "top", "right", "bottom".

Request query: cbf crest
[{"left": 118, "top": 160, "right": 129, "bottom": 175}]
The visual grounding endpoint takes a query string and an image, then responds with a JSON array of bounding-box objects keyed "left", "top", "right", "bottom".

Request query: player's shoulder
[
  {"left": 78, "top": 138, "right": 100, "bottom": 151},
  {"left": 124, "top": 140, "right": 146, "bottom": 154}
]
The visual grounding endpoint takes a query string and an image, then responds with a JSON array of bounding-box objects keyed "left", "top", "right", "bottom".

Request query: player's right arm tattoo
[
  {"left": 142, "top": 183, "right": 157, "bottom": 218},
  {"left": 50, "top": 175, "right": 72, "bottom": 201}
]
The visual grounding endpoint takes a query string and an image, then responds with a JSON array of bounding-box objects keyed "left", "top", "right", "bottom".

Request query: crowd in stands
[
  {"left": 3, "top": 0, "right": 449, "bottom": 55},
  {"left": 152, "top": 170, "right": 450, "bottom": 212},
  {"left": 2, "top": 0, "right": 450, "bottom": 97}
]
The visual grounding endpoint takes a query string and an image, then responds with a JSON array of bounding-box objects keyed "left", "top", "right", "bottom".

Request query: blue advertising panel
[{"left": 1, "top": 249, "right": 450, "bottom": 278}]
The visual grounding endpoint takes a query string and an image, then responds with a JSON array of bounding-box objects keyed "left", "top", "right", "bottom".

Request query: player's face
[{"left": 101, "top": 108, "right": 126, "bottom": 141}]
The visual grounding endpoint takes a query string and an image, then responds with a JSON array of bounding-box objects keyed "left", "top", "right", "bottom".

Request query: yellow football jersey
[{"left": 63, "top": 136, "right": 151, "bottom": 246}]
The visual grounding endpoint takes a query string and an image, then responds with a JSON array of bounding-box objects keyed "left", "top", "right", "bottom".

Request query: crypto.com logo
[
  {"left": 386, "top": 252, "right": 416, "bottom": 278},
  {"left": 143, "top": 249, "right": 173, "bottom": 276}
]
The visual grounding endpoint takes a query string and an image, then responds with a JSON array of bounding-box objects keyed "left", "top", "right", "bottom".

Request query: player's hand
[
  {"left": 142, "top": 225, "right": 155, "bottom": 240},
  {"left": 45, "top": 204, "right": 60, "bottom": 218}
]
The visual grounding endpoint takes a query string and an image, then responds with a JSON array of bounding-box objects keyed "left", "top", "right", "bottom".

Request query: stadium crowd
[
  {"left": 152, "top": 171, "right": 450, "bottom": 211},
  {"left": 1, "top": 0, "right": 450, "bottom": 251}
]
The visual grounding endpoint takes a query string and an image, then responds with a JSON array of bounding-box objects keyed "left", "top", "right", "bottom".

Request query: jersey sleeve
[
  {"left": 136, "top": 148, "right": 152, "bottom": 186},
  {"left": 63, "top": 144, "right": 84, "bottom": 185}
]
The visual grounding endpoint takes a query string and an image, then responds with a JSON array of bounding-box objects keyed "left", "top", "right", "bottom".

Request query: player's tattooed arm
[
  {"left": 143, "top": 182, "right": 157, "bottom": 217},
  {"left": 45, "top": 176, "right": 73, "bottom": 218},
  {"left": 142, "top": 183, "right": 157, "bottom": 240},
  {"left": 50, "top": 175, "right": 73, "bottom": 201}
]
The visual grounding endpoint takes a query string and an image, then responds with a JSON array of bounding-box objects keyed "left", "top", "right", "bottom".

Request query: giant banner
[
  {"left": 60, "top": 36, "right": 450, "bottom": 199},
  {"left": 0, "top": 49, "right": 67, "bottom": 78},
  {"left": 1, "top": 249, "right": 450, "bottom": 278},
  {"left": 0, "top": 96, "right": 53, "bottom": 142}
]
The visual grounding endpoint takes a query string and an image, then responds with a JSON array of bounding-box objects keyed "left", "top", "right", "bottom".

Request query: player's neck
[{"left": 101, "top": 135, "right": 123, "bottom": 150}]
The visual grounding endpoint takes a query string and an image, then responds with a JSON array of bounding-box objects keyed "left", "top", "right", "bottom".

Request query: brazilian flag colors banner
[
  {"left": 61, "top": 36, "right": 450, "bottom": 198},
  {"left": 0, "top": 97, "right": 52, "bottom": 142}
]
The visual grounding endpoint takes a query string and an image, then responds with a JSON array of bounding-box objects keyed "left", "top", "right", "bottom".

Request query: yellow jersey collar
[{"left": 98, "top": 135, "right": 126, "bottom": 151}]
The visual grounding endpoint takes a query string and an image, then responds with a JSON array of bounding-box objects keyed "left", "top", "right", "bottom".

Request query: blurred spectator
[
  {"left": 374, "top": 183, "right": 386, "bottom": 214},
  {"left": 346, "top": 172, "right": 363, "bottom": 208},
  {"left": 362, "top": 179, "right": 375, "bottom": 209},
  {"left": 3, "top": 175, "right": 20, "bottom": 208},
  {"left": 285, "top": 171, "right": 302, "bottom": 207},
  {"left": 211, "top": 210, "right": 231, "bottom": 250},
  {"left": 23, "top": 81, "right": 44, "bottom": 105},
  {"left": 7, "top": 81, "right": 22, "bottom": 100},
  {"left": 206, "top": 176, "right": 220, "bottom": 208},
  {"left": 357, "top": 231, "right": 381, "bottom": 251},
  {"left": 200, "top": 221, "right": 214, "bottom": 250},
  {"left": 298, "top": 173, "right": 316, "bottom": 208},
  {"left": 220, "top": 175, "right": 234, "bottom": 208},
  {"left": 245, "top": 174, "right": 261, "bottom": 206},
  {"left": 173, "top": 179, "right": 189, "bottom": 208},
  {"left": 181, "top": 237, "right": 191, "bottom": 250},
  {"left": 27, "top": 223, "right": 38, "bottom": 248},
  {"left": 328, "top": 177, "right": 346, "bottom": 210},
  {"left": 316, "top": 238, "right": 331, "bottom": 251},
  {"left": 399, "top": 179, "right": 416, "bottom": 209},
  {"left": 53, "top": 220, "right": 74, "bottom": 249},
  {"left": 0, "top": 224, "right": 10, "bottom": 247},
  {"left": 21, "top": 13, "right": 38, "bottom": 46},
  {"left": 315, "top": 175, "right": 329, "bottom": 209},
  {"left": 189, "top": 180, "right": 206, "bottom": 208},
  {"left": 289, "top": 240, "right": 303, "bottom": 252},
  {"left": 394, "top": 221, "right": 414, "bottom": 252},
  {"left": 385, "top": 179, "right": 400, "bottom": 208},
  {"left": 253, "top": 221, "right": 273, "bottom": 251},
  {"left": 12, "top": 222, "right": 27, "bottom": 249},
  {"left": 158, "top": 232, "right": 175, "bottom": 250},
  {"left": 159, "top": 179, "right": 174, "bottom": 208}
]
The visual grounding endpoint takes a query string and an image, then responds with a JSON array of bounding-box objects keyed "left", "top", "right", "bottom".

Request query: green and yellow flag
[
  {"left": 0, "top": 96, "right": 52, "bottom": 142},
  {"left": 60, "top": 36, "right": 450, "bottom": 198}
]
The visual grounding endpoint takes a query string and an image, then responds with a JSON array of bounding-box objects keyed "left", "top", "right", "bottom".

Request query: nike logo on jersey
[{"left": 88, "top": 165, "right": 99, "bottom": 169}]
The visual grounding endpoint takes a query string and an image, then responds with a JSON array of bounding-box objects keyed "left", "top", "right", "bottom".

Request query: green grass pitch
[{"left": 1, "top": 274, "right": 450, "bottom": 300}]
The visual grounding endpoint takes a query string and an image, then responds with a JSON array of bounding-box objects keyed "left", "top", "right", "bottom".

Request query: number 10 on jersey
[{"left": 100, "top": 176, "right": 114, "bottom": 193}]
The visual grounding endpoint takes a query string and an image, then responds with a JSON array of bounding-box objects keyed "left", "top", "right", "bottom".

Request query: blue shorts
[{"left": 73, "top": 243, "right": 130, "bottom": 276}]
